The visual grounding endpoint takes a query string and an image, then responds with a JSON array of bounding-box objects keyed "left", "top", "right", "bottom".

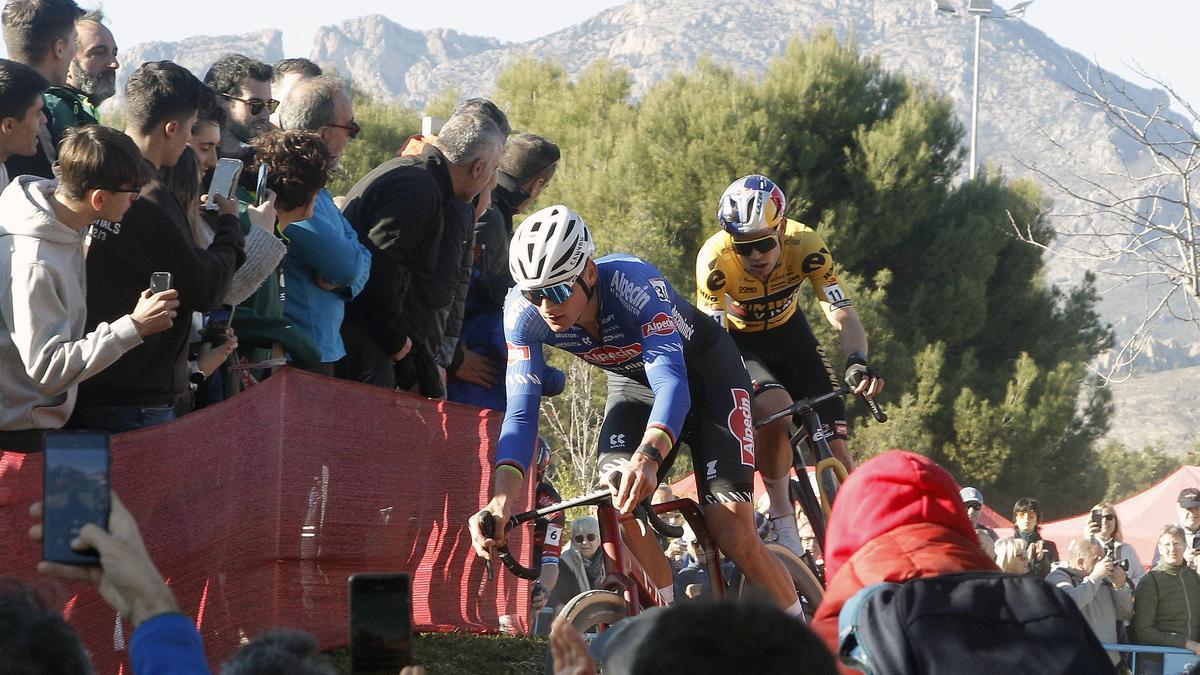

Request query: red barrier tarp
[{"left": 0, "top": 367, "right": 530, "bottom": 672}]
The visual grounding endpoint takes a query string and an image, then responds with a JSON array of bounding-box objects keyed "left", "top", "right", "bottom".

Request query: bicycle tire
[
  {"left": 737, "top": 543, "right": 824, "bottom": 623},
  {"left": 559, "top": 589, "right": 629, "bottom": 632}
]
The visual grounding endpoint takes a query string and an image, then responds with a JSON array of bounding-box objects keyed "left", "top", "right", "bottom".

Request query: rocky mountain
[
  {"left": 1102, "top": 364, "right": 1200, "bottom": 455},
  {"left": 310, "top": 15, "right": 506, "bottom": 97}
]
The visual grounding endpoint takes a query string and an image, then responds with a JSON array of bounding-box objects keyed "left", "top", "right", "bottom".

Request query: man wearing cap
[
  {"left": 1153, "top": 488, "right": 1200, "bottom": 567},
  {"left": 961, "top": 486, "right": 998, "bottom": 559}
]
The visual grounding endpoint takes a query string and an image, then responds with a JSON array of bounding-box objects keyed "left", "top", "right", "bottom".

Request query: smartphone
[
  {"left": 350, "top": 573, "right": 412, "bottom": 673},
  {"left": 1090, "top": 509, "right": 1102, "bottom": 526},
  {"left": 206, "top": 157, "right": 243, "bottom": 211},
  {"left": 150, "top": 271, "right": 172, "bottom": 293},
  {"left": 254, "top": 164, "right": 270, "bottom": 206},
  {"left": 42, "top": 431, "right": 110, "bottom": 565}
]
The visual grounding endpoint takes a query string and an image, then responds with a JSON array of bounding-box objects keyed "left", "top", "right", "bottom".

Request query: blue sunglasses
[{"left": 523, "top": 279, "right": 577, "bottom": 305}]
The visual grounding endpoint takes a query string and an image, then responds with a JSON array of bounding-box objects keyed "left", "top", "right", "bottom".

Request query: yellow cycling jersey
[{"left": 695, "top": 219, "right": 853, "bottom": 332}]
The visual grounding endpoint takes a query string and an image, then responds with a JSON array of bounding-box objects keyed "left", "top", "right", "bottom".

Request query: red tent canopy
[{"left": 1040, "top": 466, "right": 1200, "bottom": 569}]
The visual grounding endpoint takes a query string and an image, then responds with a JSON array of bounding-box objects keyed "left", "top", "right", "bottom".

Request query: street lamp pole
[
  {"left": 930, "top": 0, "right": 1034, "bottom": 181},
  {"left": 970, "top": 12, "right": 981, "bottom": 180}
]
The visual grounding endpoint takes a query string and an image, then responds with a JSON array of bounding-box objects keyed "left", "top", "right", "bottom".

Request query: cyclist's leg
[
  {"left": 738, "top": 353, "right": 807, "bottom": 556},
  {"left": 596, "top": 374, "right": 676, "bottom": 595},
  {"left": 742, "top": 312, "right": 853, "bottom": 472},
  {"left": 687, "top": 341, "right": 797, "bottom": 611},
  {"left": 804, "top": 341, "right": 852, "bottom": 471},
  {"left": 738, "top": 349, "right": 794, "bottom": 481}
]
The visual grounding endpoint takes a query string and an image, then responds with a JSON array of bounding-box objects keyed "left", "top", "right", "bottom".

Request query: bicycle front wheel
[
  {"left": 559, "top": 589, "right": 629, "bottom": 632},
  {"left": 756, "top": 543, "right": 824, "bottom": 623}
]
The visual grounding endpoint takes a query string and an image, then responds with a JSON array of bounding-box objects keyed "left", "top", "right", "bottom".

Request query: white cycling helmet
[{"left": 510, "top": 204, "right": 595, "bottom": 293}]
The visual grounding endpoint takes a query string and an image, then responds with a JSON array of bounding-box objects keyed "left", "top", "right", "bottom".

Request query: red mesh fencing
[{"left": 0, "top": 367, "right": 531, "bottom": 672}]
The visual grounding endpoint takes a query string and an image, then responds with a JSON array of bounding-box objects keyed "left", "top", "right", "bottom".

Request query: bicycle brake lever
[{"left": 477, "top": 510, "right": 496, "bottom": 581}]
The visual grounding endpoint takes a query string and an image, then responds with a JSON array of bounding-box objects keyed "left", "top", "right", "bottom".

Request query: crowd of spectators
[{"left": 0, "top": 0, "right": 566, "bottom": 441}]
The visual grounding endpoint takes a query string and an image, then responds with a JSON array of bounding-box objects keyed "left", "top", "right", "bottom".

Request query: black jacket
[
  {"left": 77, "top": 172, "right": 245, "bottom": 406},
  {"left": 342, "top": 145, "right": 472, "bottom": 364},
  {"left": 468, "top": 172, "right": 528, "bottom": 313}
]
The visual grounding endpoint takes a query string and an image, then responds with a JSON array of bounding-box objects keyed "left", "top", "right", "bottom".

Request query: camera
[{"left": 1116, "top": 559, "right": 1130, "bottom": 572}]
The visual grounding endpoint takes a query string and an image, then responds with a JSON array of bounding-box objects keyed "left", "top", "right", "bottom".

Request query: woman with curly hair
[{"left": 247, "top": 129, "right": 333, "bottom": 228}]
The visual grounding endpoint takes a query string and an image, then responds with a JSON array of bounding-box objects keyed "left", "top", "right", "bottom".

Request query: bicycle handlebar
[
  {"left": 754, "top": 385, "right": 887, "bottom": 428},
  {"left": 483, "top": 473, "right": 690, "bottom": 583}
]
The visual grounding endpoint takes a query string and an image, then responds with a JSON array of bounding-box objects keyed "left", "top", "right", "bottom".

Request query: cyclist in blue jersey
[{"left": 468, "top": 205, "right": 801, "bottom": 614}]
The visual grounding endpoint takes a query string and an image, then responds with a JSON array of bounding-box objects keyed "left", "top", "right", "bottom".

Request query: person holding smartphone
[
  {"left": 73, "top": 62, "right": 245, "bottom": 433},
  {"left": 0, "top": 125, "right": 177, "bottom": 437},
  {"left": 1085, "top": 502, "right": 1145, "bottom": 587},
  {"left": 24, "top": 489, "right": 208, "bottom": 673}
]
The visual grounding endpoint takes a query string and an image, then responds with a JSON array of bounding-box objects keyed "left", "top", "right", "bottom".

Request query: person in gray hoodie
[
  {"left": 0, "top": 124, "right": 177, "bottom": 436},
  {"left": 1047, "top": 537, "right": 1134, "bottom": 666}
]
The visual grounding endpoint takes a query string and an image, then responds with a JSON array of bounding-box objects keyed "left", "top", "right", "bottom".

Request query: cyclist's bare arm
[{"left": 469, "top": 467, "right": 524, "bottom": 559}]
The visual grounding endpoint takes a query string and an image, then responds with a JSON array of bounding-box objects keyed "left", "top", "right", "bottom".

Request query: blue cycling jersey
[{"left": 497, "top": 254, "right": 716, "bottom": 474}]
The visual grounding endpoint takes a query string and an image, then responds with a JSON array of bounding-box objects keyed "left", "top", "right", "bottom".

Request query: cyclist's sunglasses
[
  {"left": 573, "top": 534, "right": 598, "bottom": 544},
  {"left": 522, "top": 278, "right": 577, "bottom": 305},
  {"left": 324, "top": 120, "right": 361, "bottom": 139},
  {"left": 732, "top": 235, "right": 778, "bottom": 257},
  {"left": 221, "top": 93, "right": 279, "bottom": 116}
]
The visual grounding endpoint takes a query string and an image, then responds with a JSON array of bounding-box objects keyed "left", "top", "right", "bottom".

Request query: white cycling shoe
[{"left": 767, "top": 514, "right": 807, "bottom": 560}]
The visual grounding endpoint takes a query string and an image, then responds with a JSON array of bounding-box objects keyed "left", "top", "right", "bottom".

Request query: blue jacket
[
  {"left": 283, "top": 189, "right": 372, "bottom": 362},
  {"left": 446, "top": 306, "right": 564, "bottom": 410},
  {"left": 131, "top": 612, "right": 209, "bottom": 674}
]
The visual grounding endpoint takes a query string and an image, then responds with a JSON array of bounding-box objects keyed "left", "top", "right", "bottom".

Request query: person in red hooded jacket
[{"left": 810, "top": 450, "right": 998, "bottom": 669}]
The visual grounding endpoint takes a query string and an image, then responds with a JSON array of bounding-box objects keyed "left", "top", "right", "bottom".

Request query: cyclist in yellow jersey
[{"left": 696, "top": 175, "right": 885, "bottom": 558}]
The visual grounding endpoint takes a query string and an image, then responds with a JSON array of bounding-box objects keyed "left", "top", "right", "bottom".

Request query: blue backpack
[{"left": 837, "top": 571, "right": 1116, "bottom": 674}]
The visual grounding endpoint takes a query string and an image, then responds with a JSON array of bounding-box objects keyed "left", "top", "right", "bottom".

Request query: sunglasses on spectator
[
  {"left": 965, "top": 502, "right": 981, "bottom": 511},
  {"left": 523, "top": 278, "right": 577, "bottom": 305},
  {"left": 323, "top": 120, "right": 361, "bottom": 139},
  {"left": 1100, "top": 514, "right": 1116, "bottom": 521},
  {"left": 732, "top": 235, "right": 778, "bottom": 257},
  {"left": 573, "top": 534, "right": 597, "bottom": 544},
  {"left": 221, "top": 93, "right": 279, "bottom": 116}
]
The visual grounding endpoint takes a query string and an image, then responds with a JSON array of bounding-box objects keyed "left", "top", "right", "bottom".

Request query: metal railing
[{"left": 1101, "top": 643, "right": 1197, "bottom": 674}]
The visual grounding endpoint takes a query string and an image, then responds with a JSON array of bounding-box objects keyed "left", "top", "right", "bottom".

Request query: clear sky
[{"left": 63, "top": 0, "right": 1200, "bottom": 114}]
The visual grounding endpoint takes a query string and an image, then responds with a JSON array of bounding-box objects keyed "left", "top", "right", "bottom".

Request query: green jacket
[
  {"left": 44, "top": 86, "right": 99, "bottom": 146},
  {"left": 1133, "top": 561, "right": 1200, "bottom": 648}
]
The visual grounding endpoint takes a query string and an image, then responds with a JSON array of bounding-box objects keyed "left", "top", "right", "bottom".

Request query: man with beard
[
  {"left": 203, "top": 53, "right": 275, "bottom": 159},
  {"left": 45, "top": 10, "right": 114, "bottom": 144}
]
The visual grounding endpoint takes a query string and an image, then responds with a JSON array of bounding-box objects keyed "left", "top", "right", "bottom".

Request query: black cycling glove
[{"left": 844, "top": 351, "right": 878, "bottom": 390}]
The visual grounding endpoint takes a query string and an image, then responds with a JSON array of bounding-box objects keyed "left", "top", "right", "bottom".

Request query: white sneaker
[{"left": 767, "top": 515, "right": 806, "bottom": 559}]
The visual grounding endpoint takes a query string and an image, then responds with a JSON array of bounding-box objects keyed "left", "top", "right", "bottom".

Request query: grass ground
[{"left": 326, "top": 632, "right": 550, "bottom": 674}]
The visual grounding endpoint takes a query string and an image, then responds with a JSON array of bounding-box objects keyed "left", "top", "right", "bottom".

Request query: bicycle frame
[
  {"left": 491, "top": 492, "right": 726, "bottom": 619},
  {"left": 596, "top": 498, "right": 726, "bottom": 615},
  {"left": 756, "top": 385, "right": 885, "bottom": 558}
]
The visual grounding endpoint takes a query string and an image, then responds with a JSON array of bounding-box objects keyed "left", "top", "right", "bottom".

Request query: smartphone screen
[
  {"left": 350, "top": 573, "right": 412, "bottom": 673},
  {"left": 150, "top": 271, "right": 172, "bottom": 293},
  {"left": 206, "top": 158, "right": 243, "bottom": 211},
  {"left": 254, "top": 164, "right": 270, "bottom": 206},
  {"left": 42, "top": 431, "right": 110, "bottom": 565}
]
